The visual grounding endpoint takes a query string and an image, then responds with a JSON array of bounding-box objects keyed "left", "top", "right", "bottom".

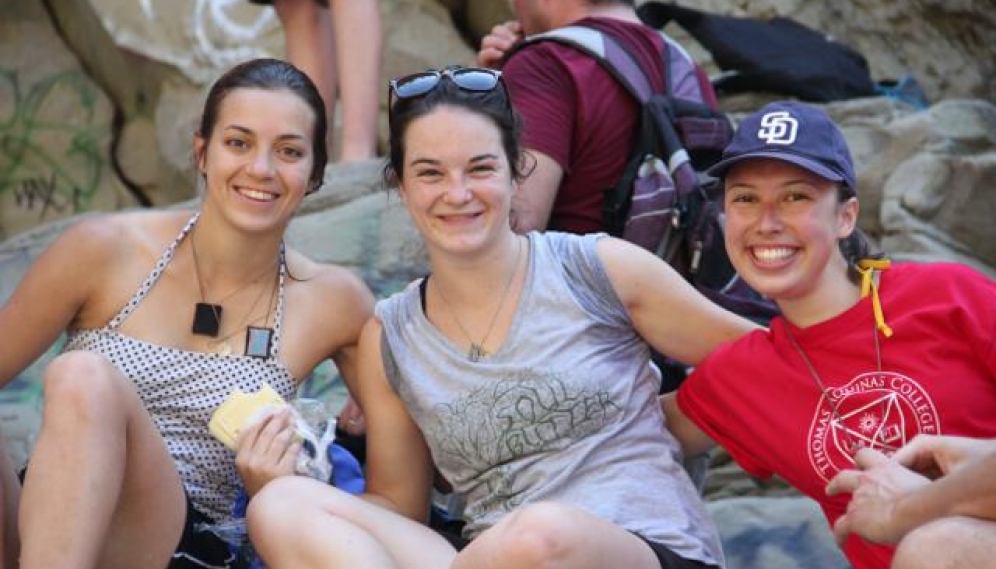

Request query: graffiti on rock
[{"left": 0, "top": 68, "right": 105, "bottom": 222}]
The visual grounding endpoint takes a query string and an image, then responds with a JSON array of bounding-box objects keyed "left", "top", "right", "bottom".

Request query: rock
[
  {"left": 707, "top": 496, "right": 852, "bottom": 569},
  {"left": 0, "top": 9, "right": 137, "bottom": 240},
  {"left": 875, "top": 100, "right": 996, "bottom": 275}
]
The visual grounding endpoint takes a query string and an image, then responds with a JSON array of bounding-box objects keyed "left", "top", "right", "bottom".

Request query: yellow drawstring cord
[{"left": 856, "top": 258, "right": 893, "bottom": 338}]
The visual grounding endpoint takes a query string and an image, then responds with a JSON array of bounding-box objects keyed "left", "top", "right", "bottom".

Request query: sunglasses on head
[
  {"left": 388, "top": 67, "right": 509, "bottom": 122},
  {"left": 390, "top": 67, "right": 503, "bottom": 99}
]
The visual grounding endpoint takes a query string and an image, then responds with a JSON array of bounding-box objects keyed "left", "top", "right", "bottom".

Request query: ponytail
[{"left": 836, "top": 186, "right": 884, "bottom": 283}]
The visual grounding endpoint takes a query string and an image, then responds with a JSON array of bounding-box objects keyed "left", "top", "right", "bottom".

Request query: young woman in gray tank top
[
  {"left": 248, "top": 66, "right": 758, "bottom": 569},
  {"left": 0, "top": 59, "right": 373, "bottom": 568}
]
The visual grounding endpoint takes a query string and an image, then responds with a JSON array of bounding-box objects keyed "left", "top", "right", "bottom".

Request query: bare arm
[
  {"left": 661, "top": 393, "right": 716, "bottom": 456},
  {"left": 511, "top": 149, "right": 563, "bottom": 233},
  {"left": 597, "top": 237, "right": 753, "bottom": 454},
  {"left": 596, "top": 237, "right": 759, "bottom": 367},
  {"left": 353, "top": 318, "right": 435, "bottom": 523},
  {"left": 0, "top": 217, "right": 113, "bottom": 386},
  {"left": 235, "top": 254, "right": 373, "bottom": 490}
]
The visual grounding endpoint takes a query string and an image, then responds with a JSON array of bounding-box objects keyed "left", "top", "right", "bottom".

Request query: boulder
[{"left": 708, "top": 496, "right": 852, "bottom": 569}]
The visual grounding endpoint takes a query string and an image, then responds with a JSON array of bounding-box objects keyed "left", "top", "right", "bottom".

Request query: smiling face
[
  {"left": 398, "top": 105, "right": 515, "bottom": 256},
  {"left": 723, "top": 158, "right": 858, "bottom": 306},
  {"left": 194, "top": 87, "right": 317, "bottom": 233}
]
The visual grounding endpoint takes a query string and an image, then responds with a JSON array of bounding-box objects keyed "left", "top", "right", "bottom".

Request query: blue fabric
[{"left": 329, "top": 441, "right": 366, "bottom": 494}]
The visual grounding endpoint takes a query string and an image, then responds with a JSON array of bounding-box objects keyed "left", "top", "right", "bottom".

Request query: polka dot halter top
[{"left": 63, "top": 213, "right": 297, "bottom": 524}]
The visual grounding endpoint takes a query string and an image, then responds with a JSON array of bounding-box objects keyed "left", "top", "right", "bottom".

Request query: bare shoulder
[
  {"left": 283, "top": 249, "right": 375, "bottom": 336},
  {"left": 45, "top": 210, "right": 185, "bottom": 268},
  {"left": 14, "top": 209, "right": 196, "bottom": 331},
  {"left": 284, "top": 249, "right": 374, "bottom": 305}
]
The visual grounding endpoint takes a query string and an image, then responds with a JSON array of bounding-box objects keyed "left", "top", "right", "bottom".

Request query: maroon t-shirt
[{"left": 503, "top": 17, "right": 668, "bottom": 234}]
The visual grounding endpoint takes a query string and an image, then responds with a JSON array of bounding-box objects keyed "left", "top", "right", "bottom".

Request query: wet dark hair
[
  {"left": 383, "top": 71, "right": 532, "bottom": 188},
  {"left": 836, "top": 186, "right": 883, "bottom": 283},
  {"left": 196, "top": 58, "right": 328, "bottom": 190}
]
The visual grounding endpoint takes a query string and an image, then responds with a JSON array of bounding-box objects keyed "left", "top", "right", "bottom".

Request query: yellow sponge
[{"left": 209, "top": 383, "right": 288, "bottom": 451}]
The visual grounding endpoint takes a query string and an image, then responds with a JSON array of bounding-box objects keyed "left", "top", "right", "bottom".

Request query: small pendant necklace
[
  {"left": 433, "top": 237, "right": 524, "bottom": 362},
  {"left": 189, "top": 227, "right": 280, "bottom": 341}
]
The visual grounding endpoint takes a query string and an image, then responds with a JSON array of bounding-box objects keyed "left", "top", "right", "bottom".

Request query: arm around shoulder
[{"left": 596, "top": 237, "right": 759, "bottom": 366}]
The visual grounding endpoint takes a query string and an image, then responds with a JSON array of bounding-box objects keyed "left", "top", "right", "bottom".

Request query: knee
[
  {"left": 491, "top": 503, "right": 579, "bottom": 568},
  {"left": 248, "top": 477, "right": 304, "bottom": 534},
  {"left": 41, "top": 351, "right": 122, "bottom": 417},
  {"left": 892, "top": 518, "right": 979, "bottom": 569},
  {"left": 248, "top": 476, "right": 338, "bottom": 538}
]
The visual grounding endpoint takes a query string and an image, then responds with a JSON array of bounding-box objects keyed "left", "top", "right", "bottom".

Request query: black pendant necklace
[
  {"left": 190, "top": 230, "right": 223, "bottom": 338},
  {"left": 192, "top": 302, "right": 223, "bottom": 337}
]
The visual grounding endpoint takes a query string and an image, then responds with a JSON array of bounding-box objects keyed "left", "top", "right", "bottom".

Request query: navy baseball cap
[{"left": 707, "top": 101, "right": 856, "bottom": 196}]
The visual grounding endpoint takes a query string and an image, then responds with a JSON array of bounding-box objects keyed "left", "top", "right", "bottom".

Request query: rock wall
[{"left": 1, "top": 0, "right": 136, "bottom": 240}]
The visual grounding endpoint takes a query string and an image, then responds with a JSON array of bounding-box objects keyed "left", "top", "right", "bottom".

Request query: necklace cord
[
  {"left": 433, "top": 236, "right": 524, "bottom": 361},
  {"left": 784, "top": 312, "right": 884, "bottom": 456},
  {"left": 191, "top": 227, "right": 282, "bottom": 306},
  {"left": 211, "top": 268, "right": 278, "bottom": 348},
  {"left": 189, "top": 223, "right": 282, "bottom": 345}
]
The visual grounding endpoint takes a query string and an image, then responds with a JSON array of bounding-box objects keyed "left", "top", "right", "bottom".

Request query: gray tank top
[
  {"left": 376, "top": 231, "right": 724, "bottom": 566},
  {"left": 63, "top": 213, "right": 297, "bottom": 524}
]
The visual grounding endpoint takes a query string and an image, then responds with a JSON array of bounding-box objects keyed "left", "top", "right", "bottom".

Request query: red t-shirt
[
  {"left": 678, "top": 262, "right": 996, "bottom": 569},
  {"left": 502, "top": 17, "right": 668, "bottom": 234}
]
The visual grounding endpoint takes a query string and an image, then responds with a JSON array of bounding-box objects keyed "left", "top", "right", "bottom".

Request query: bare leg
[
  {"left": 249, "top": 476, "right": 456, "bottom": 569},
  {"left": 892, "top": 517, "right": 996, "bottom": 569},
  {"left": 452, "top": 502, "right": 662, "bottom": 569},
  {"left": 272, "top": 0, "right": 338, "bottom": 153},
  {"left": 19, "top": 351, "right": 186, "bottom": 569},
  {"left": 328, "top": 0, "right": 382, "bottom": 161},
  {"left": 0, "top": 436, "right": 20, "bottom": 569}
]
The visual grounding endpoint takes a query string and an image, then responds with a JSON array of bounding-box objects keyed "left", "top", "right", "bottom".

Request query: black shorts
[
  {"left": 169, "top": 502, "right": 249, "bottom": 569},
  {"left": 636, "top": 535, "right": 720, "bottom": 569},
  {"left": 436, "top": 522, "right": 716, "bottom": 569}
]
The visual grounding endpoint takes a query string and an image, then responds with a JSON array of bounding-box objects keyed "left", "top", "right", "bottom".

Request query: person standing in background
[{"left": 249, "top": 0, "right": 383, "bottom": 161}]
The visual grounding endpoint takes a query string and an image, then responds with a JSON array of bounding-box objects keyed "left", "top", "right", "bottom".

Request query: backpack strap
[{"left": 516, "top": 25, "right": 664, "bottom": 103}]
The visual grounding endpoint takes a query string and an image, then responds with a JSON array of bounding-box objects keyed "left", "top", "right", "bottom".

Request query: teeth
[
  {"left": 239, "top": 188, "right": 276, "bottom": 201},
  {"left": 753, "top": 246, "right": 794, "bottom": 261}
]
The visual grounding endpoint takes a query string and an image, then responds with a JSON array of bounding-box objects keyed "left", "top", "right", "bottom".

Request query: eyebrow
[
  {"left": 222, "top": 125, "right": 307, "bottom": 142},
  {"left": 408, "top": 153, "right": 501, "bottom": 168},
  {"left": 469, "top": 153, "right": 500, "bottom": 163}
]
